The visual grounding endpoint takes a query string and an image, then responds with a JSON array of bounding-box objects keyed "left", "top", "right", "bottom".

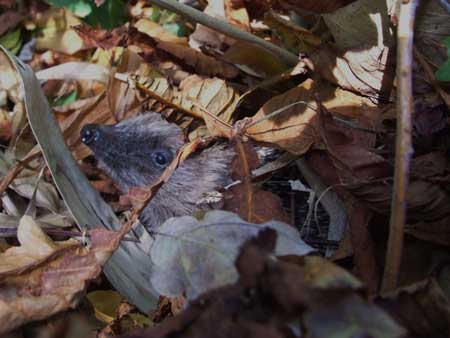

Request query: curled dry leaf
[
  {"left": 178, "top": 75, "right": 239, "bottom": 138},
  {"left": 0, "top": 216, "right": 122, "bottom": 333},
  {"left": 108, "top": 50, "right": 155, "bottom": 121},
  {"left": 311, "top": 0, "right": 395, "bottom": 100},
  {"left": 149, "top": 210, "right": 314, "bottom": 299}
]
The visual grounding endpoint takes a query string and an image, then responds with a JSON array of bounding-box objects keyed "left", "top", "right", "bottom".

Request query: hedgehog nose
[{"left": 81, "top": 124, "right": 101, "bottom": 145}]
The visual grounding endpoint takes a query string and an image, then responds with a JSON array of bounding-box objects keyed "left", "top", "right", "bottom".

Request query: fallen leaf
[
  {"left": 189, "top": 0, "right": 238, "bottom": 51},
  {"left": 178, "top": 75, "right": 239, "bottom": 138},
  {"left": 280, "top": 0, "right": 357, "bottom": 14},
  {"left": 129, "top": 229, "right": 404, "bottom": 338},
  {"left": 72, "top": 24, "right": 128, "bottom": 50},
  {"left": 222, "top": 41, "right": 289, "bottom": 77},
  {"left": 311, "top": 0, "right": 396, "bottom": 100},
  {"left": 406, "top": 216, "right": 450, "bottom": 246},
  {"left": 36, "top": 62, "right": 110, "bottom": 84},
  {"left": 135, "top": 18, "right": 188, "bottom": 45},
  {"left": 415, "top": 0, "right": 450, "bottom": 68},
  {"left": 246, "top": 79, "right": 319, "bottom": 154},
  {"left": 263, "top": 11, "right": 321, "bottom": 54},
  {"left": 246, "top": 78, "right": 379, "bottom": 154},
  {"left": 150, "top": 210, "right": 314, "bottom": 299},
  {"left": 0, "top": 224, "right": 121, "bottom": 333},
  {"left": 377, "top": 279, "right": 450, "bottom": 338},
  {"left": 34, "top": 8, "right": 88, "bottom": 54},
  {"left": 87, "top": 290, "right": 123, "bottom": 324},
  {"left": 225, "top": 139, "right": 291, "bottom": 223}
]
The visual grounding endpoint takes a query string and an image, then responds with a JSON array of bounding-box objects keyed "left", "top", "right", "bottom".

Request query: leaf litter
[{"left": 0, "top": 0, "right": 450, "bottom": 337}]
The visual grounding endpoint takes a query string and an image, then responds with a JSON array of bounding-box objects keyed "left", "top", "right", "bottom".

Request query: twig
[
  {"left": 0, "top": 148, "right": 41, "bottom": 196},
  {"left": 381, "top": 0, "right": 418, "bottom": 293},
  {"left": 148, "top": 0, "right": 299, "bottom": 66},
  {"left": 413, "top": 46, "right": 450, "bottom": 109}
]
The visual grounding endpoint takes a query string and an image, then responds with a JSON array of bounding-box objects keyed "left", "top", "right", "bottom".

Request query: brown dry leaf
[
  {"left": 107, "top": 50, "right": 156, "bottom": 121},
  {"left": 222, "top": 41, "right": 290, "bottom": 77},
  {"left": 135, "top": 18, "right": 188, "bottom": 45},
  {"left": 178, "top": 75, "right": 239, "bottom": 138},
  {"left": 246, "top": 78, "right": 380, "bottom": 155},
  {"left": 377, "top": 279, "right": 450, "bottom": 338},
  {"left": 224, "top": 139, "right": 290, "bottom": 224},
  {"left": 123, "top": 73, "right": 239, "bottom": 138},
  {"left": 246, "top": 79, "right": 318, "bottom": 154},
  {"left": 73, "top": 24, "right": 128, "bottom": 50},
  {"left": 279, "top": 0, "right": 357, "bottom": 14},
  {"left": 189, "top": 0, "right": 239, "bottom": 51},
  {"left": 225, "top": 0, "right": 251, "bottom": 31},
  {"left": 155, "top": 39, "right": 239, "bottom": 79},
  {"left": 315, "top": 105, "right": 391, "bottom": 183},
  {"left": 0, "top": 215, "right": 122, "bottom": 334},
  {"left": 310, "top": 0, "right": 395, "bottom": 100},
  {"left": 263, "top": 11, "right": 321, "bottom": 54},
  {"left": 74, "top": 25, "right": 240, "bottom": 80},
  {"left": 344, "top": 199, "right": 379, "bottom": 293},
  {"left": 406, "top": 217, "right": 450, "bottom": 247},
  {"left": 34, "top": 8, "right": 88, "bottom": 54}
]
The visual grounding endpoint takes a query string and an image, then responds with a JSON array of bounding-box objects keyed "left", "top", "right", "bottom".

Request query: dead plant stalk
[{"left": 382, "top": 0, "right": 418, "bottom": 293}]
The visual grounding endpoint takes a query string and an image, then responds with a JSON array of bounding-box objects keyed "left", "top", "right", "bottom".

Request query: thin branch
[
  {"left": 148, "top": 0, "right": 299, "bottom": 66},
  {"left": 381, "top": 0, "right": 418, "bottom": 293}
]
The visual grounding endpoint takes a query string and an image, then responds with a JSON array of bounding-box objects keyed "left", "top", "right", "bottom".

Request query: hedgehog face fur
[{"left": 81, "top": 113, "right": 234, "bottom": 229}]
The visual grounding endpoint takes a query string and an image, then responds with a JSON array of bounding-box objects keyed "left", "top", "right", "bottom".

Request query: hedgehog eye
[{"left": 151, "top": 149, "right": 171, "bottom": 167}]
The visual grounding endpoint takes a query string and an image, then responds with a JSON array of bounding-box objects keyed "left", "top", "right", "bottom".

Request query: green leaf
[
  {"left": 52, "top": 91, "right": 78, "bottom": 107},
  {"left": 84, "top": 0, "right": 127, "bottom": 29},
  {"left": 436, "top": 60, "right": 450, "bottom": 82},
  {"left": 151, "top": 5, "right": 162, "bottom": 22},
  {"left": 163, "top": 22, "right": 189, "bottom": 37},
  {"left": 45, "top": 0, "right": 93, "bottom": 17},
  {"left": 436, "top": 37, "right": 450, "bottom": 82},
  {"left": 442, "top": 36, "right": 450, "bottom": 54},
  {"left": 0, "top": 28, "right": 22, "bottom": 55}
]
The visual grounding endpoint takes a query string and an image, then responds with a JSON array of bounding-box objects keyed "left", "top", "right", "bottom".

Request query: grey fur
[{"left": 82, "top": 113, "right": 234, "bottom": 229}]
